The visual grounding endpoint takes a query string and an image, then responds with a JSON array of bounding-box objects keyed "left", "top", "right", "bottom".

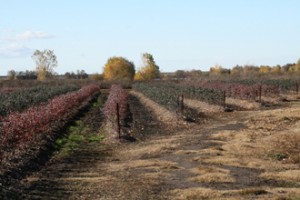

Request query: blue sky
[{"left": 0, "top": 0, "right": 299, "bottom": 75}]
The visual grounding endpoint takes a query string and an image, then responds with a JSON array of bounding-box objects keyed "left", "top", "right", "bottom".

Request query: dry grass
[
  {"left": 261, "top": 96, "right": 281, "bottom": 104},
  {"left": 260, "top": 170, "right": 300, "bottom": 182},
  {"left": 139, "top": 172, "right": 170, "bottom": 179},
  {"left": 169, "top": 188, "right": 275, "bottom": 200},
  {"left": 203, "top": 156, "right": 244, "bottom": 167},
  {"left": 189, "top": 173, "right": 235, "bottom": 183},
  {"left": 175, "top": 150, "right": 199, "bottom": 155},
  {"left": 281, "top": 93, "right": 300, "bottom": 101},
  {"left": 105, "top": 159, "right": 180, "bottom": 172},
  {"left": 157, "top": 101, "right": 300, "bottom": 199},
  {"left": 267, "top": 188, "right": 300, "bottom": 199},
  {"left": 75, "top": 101, "right": 300, "bottom": 199},
  {"left": 120, "top": 139, "right": 180, "bottom": 159},
  {"left": 170, "top": 188, "right": 224, "bottom": 200},
  {"left": 26, "top": 175, "right": 115, "bottom": 183},
  {"left": 189, "top": 166, "right": 235, "bottom": 183},
  {"left": 211, "top": 130, "right": 236, "bottom": 141},
  {"left": 226, "top": 97, "right": 261, "bottom": 109},
  {"left": 190, "top": 166, "right": 229, "bottom": 174},
  {"left": 184, "top": 98, "right": 223, "bottom": 113},
  {"left": 56, "top": 176, "right": 114, "bottom": 183},
  {"left": 266, "top": 132, "right": 300, "bottom": 163},
  {"left": 238, "top": 188, "right": 268, "bottom": 196}
]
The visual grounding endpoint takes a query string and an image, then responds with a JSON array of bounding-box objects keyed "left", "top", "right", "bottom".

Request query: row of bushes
[
  {"left": 0, "top": 84, "right": 100, "bottom": 152},
  {"left": 0, "top": 85, "right": 80, "bottom": 117}
]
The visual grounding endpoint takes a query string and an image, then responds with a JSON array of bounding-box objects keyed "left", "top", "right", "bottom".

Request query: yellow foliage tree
[
  {"left": 90, "top": 73, "right": 103, "bottom": 81},
  {"left": 259, "top": 65, "right": 271, "bottom": 73},
  {"left": 271, "top": 65, "right": 281, "bottom": 74},
  {"left": 291, "top": 59, "right": 300, "bottom": 73},
  {"left": 134, "top": 53, "right": 160, "bottom": 81},
  {"left": 103, "top": 57, "right": 135, "bottom": 81},
  {"left": 209, "top": 65, "right": 230, "bottom": 77}
]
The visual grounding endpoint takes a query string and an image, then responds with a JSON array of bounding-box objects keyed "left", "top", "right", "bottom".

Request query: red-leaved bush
[
  {"left": 0, "top": 84, "right": 100, "bottom": 150},
  {"left": 103, "top": 84, "right": 129, "bottom": 122}
]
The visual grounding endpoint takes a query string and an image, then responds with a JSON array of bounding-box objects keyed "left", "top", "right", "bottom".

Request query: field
[{"left": 1, "top": 79, "right": 300, "bottom": 199}]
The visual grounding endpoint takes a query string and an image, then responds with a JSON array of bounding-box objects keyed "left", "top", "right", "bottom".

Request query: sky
[{"left": 0, "top": 0, "right": 300, "bottom": 75}]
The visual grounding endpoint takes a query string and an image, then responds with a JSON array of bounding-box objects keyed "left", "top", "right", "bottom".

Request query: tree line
[
  {"left": 6, "top": 48, "right": 299, "bottom": 81},
  {"left": 171, "top": 60, "right": 300, "bottom": 80},
  {"left": 209, "top": 61, "right": 300, "bottom": 76},
  {"left": 6, "top": 50, "right": 160, "bottom": 82}
]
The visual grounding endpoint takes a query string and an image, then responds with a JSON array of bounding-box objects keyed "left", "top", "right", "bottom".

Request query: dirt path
[{"left": 18, "top": 96, "right": 300, "bottom": 199}]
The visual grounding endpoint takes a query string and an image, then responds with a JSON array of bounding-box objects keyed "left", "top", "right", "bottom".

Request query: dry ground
[{"left": 14, "top": 92, "right": 300, "bottom": 199}]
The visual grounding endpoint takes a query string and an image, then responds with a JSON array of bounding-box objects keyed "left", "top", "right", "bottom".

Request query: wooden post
[
  {"left": 180, "top": 95, "right": 184, "bottom": 114},
  {"left": 223, "top": 91, "right": 226, "bottom": 108},
  {"left": 116, "top": 103, "right": 121, "bottom": 139},
  {"left": 296, "top": 83, "right": 299, "bottom": 94},
  {"left": 259, "top": 85, "right": 262, "bottom": 103}
]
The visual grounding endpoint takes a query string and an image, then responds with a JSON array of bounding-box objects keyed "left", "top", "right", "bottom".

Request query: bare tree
[{"left": 32, "top": 49, "right": 57, "bottom": 80}]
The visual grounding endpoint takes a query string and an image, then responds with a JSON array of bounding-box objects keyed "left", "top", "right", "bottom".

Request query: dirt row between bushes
[{"left": 6, "top": 91, "right": 300, "bottom": 199}]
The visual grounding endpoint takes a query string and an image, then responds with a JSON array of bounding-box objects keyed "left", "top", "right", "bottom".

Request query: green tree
[
  {"left": 32, "top": 49, "right": 57, "bottom": 80},
  {"left": 103, "top": 56, "right": 135, "bottom": 81},
  {"left": 135, "top": 53, "right": 160, "bottom": 81}
]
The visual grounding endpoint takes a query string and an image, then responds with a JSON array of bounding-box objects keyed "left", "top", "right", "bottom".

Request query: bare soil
[{"left": 3, "top": 92, "right": 300, "bottom": 199}]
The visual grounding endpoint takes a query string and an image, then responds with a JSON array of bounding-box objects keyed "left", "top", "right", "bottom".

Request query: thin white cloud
[
  {"left": 0, "top": 30, "right": 53, "bottom": 58},
  {"left": 0, "top": 43, "right": 32, "bottom": 58},
  {"left": 1, "top": 28, "right": 15, "bottom": 33},
  {"left": 0, "top": 30, "right": 54, "bottom": 42},
  {"left": 16, "top": 31, "right": 54, "bottom": 41}
]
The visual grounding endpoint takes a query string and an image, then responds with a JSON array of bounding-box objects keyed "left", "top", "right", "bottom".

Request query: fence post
[
  {"left": 259, "top": 85, "right": 262, "bottom": 103},
  {"left": 181, "top": 95, "right": 184, "bottom": 114},
  {"left": 296, "top": 83, "right": 299, "bottom": 94},
  {"left": 223, "top": 91, "right": 226, "bottom": 108},
  {"left": 116, "top": 103, "right": 121, "bottom": 139}
]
